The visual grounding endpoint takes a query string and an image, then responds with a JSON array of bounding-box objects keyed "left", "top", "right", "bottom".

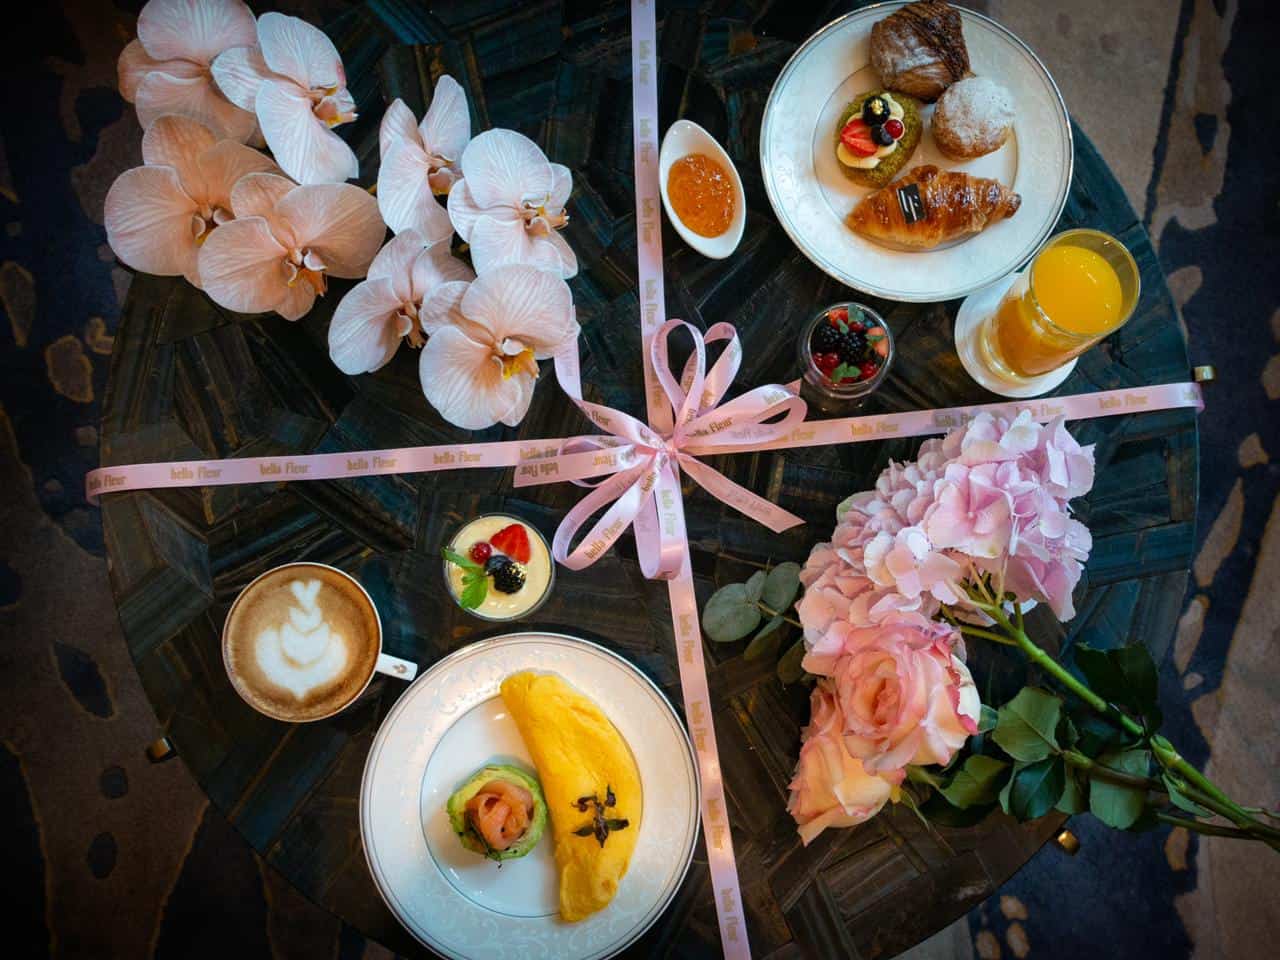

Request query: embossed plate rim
[
  {"left": 360, "top": 631, "right": 700, "bottom": 960},
  {"left": 759, "top": 0, "right": 1073, "bottom": 302}
]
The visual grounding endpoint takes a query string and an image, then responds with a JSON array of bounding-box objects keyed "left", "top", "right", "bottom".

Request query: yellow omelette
[{"left": 500, "top": 671, "right": 642, "bottom": 922}]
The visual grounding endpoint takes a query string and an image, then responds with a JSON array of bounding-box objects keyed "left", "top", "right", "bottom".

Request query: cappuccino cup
[{"left": 222, "top": 562, "right": 417, "bottom": 722}]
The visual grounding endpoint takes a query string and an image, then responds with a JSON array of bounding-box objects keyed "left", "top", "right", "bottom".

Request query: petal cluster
[
  {"left": 378, "top": 77, "right": 471, "bottom": 242},
  {"left": 118, "top": 0, "right": 259, "bottom": 142},
  {"left": 199, "top": 173, "right": 384, "bottom": 320},
  {"left": 105, "top": 114, "right": 278, "bottom": 287},
  {"left": 212, "top": 12, "right": 359, "bottom": 184}
]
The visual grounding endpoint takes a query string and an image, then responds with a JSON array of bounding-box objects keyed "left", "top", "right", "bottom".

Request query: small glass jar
[
  {"left": 442, "top": 513, "right": 555, "bottom": 622},
  {"left": 797, "top": 301, "right": 894, "bottom": 415}
]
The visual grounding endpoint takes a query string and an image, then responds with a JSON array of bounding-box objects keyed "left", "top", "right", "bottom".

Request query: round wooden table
[{"left": 98, "top": 2, "right": 1198, "bottom": 957}]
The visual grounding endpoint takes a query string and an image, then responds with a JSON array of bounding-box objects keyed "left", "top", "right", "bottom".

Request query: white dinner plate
[
  {"left": 360, "top": 631, "right": 700, "bottom": 960},
  {"left": 760, "top": 1, "right": 1072, "bottom": 302}
]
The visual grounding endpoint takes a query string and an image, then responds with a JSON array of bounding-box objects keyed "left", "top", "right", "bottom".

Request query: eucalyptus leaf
[
  {"left": 762, "top": 562, "right": 802, "bottom": 611},
  {"left": 977, "top": 705, "right": 999, "bottom": 734},
  {"left": 1089, "top": 748, "right": 1151, "bottom": 829},
  {"left": 940, "top": 755, "right": 1009, "bottom": 809},
  {"left": 745, "top": 570, "right": 767, "bottom": 603},
  {"left": 702, "top": 582, "right": 761, "bottom": 643},
  {"left": 1003, "top": 756, "right": 1065, "bottom": 820},
  {"left": 777, "top": 638, "right": 807, "bottom": 684},
  {"left": 744, "top": 616, "right": 786, "bottom": 660},
  {"left": 992, "top": 687, "right": 1062, "bottom": 762}
]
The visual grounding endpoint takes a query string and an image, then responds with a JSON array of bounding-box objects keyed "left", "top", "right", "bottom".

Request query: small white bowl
[{"left": 657, "top": 120, "right": 746, "bottom": 259}]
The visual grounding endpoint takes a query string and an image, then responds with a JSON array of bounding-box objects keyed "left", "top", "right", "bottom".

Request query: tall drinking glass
[{"left": 977, "top": 228, "right": 1139, "bottom": 381}]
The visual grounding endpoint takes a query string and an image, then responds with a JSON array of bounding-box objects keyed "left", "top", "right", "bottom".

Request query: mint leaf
[
  {"left": 831, "top": 363, "right": 857, "bottom": 381},
  {"left": 459, "top": 570, "right": 488, "bottom": 609},
  {"left": 443, "top": 545, "right": 482, "bottom": 572}
]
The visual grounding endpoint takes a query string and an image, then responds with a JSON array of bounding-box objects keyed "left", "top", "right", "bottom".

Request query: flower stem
[
  {"left": 956, "top": 624, "right": 1017, "bottom": 646},
  {"left": 756, "top": 601, "right": 802, "bottom": 629},
  {"left": 1063, "top": 749, "right": 1163, "bottom": 792},
  {"left": 1156, "top": 812, "right": 1275, "bottom": 842}
]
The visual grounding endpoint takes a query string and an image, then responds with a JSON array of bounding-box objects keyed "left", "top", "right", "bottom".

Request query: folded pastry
[
  {"left": 870, "top": 0, "right": 970, "bottom": 103},
  {"left": 500, "top": 671, "right": 642, "bottom": 922},
  {"left": 847, "top": 165, "right": 1020, "bottom": 249}
]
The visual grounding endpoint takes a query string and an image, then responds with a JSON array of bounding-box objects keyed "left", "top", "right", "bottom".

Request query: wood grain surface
[{"left": 98, "top": 2, "right": 1197, "bottom": 957}]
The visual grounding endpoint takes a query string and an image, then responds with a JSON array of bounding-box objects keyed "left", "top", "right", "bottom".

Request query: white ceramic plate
[
  {"left": 760, "top": 1, "right": 1072, "bottom": 302},
  {"left": 360, "top": 632, "right": 700, "bottom": 960}
]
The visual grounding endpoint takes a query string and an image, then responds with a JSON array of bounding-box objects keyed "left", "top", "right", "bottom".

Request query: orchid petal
[
  {"left": 256, "top": 12, "right": 343, "bottom": 90},
  {"left": 274, "top": 183, "right": 384, "bottom": 277},
  {"left": 141, "top": 114, "right": 216, "bottom": 182},
  {"left": 419, "top": 280, "right": 470, "bottom": 335},
  {"left": 328, "top": 277, "right": 405, "bottom": 374},
  {"left": 137, "top": 0, "right": 257, "bottom": 63},
  {"left": 195, "top": 140, "right": 279, "bottom": 209},
  {"left": 548, "top": 162, "right": 572, "bottom": 209},
  {"left": 376, "top": 142, "right": 453, "bottom": 242},
  {"left": 468, "top": 216, "right": 562, "bottom": 276},
  {"left": 378, "top": 98, "right": 420, "bottom": 158},
  {"left": 460, "top": 264, "right": 577, "bottom": 357},
  {"left": 367, "top": 229, "right": 428, "bottom": 304},
  {"left": 211, "top": 44, "right": 274, "bottom": 112},
  {"left": 118, "top": 39, "right": 202, "bottom": 102},
  {"left": 419, "top": 326, "right": 530, "bottom": 430},
  {"left": 135, "top": 72, "right": 259, "bottom": 143},
  {"left": 420, "top": 74, "right": 470, "bottom": 161},
  {"left": 410, "top": 243, "right": 473, "bottom": 303},
  {"left": 458, "top": 128, "right": 551, "bottom": 210},
  {"left": 198, "top": 216, "right": 289, "bottom": 314},
  {"left": 230, "top": 172, "right": 295, "bottom": 241},
  {"left": 105, "top": 165, "right": 200, "bottom": 283},
  {"left": 256, "top": 79, "right": 359, "bottom": 184},
  {"left": 445, "top": 179, "right": 492, "bottom": 241},
  {"left": 540, "top": 227, "right": 579, "bottom": 279}
]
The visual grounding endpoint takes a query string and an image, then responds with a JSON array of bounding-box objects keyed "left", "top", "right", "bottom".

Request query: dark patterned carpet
[{"left": 1, "top": 1, "right": 1277, "bottom": 958}]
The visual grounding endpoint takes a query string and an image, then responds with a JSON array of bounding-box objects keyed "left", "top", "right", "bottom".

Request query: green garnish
[
  {"left": 443, "top": 546, "right": 488, "bottom": 609},
  {"left": 831, "top": 362, "right": 858, "bottom": 381}
]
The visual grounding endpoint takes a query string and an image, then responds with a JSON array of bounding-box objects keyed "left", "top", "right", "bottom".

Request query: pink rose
[
  {"left": 788, "top": 679, "right": 895, "bottom": 845},
  {"left": 830, "top": 614, "right": 980, "bottom": 775}
]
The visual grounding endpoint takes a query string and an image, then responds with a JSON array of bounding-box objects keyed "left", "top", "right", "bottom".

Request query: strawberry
[
  {"left": 839, "top": 118, "right": 877, "bottom": 157},
  {"left": 859, "top": 361, "right": 879, "bottom": 380},
  {"left": 489, "top": 523, "right": 531, "bottom": 563},
  {"left": 827, "top": 307, "right": 848, "bottom": 327}
]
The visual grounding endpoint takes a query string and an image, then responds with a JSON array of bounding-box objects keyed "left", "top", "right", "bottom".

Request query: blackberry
[
  {"left": 811, "top": 323, "right": 842, "bottom": 354},
  {"left": 489, "top": 556, "right": 527, "bottom": 594},
  {"left": 833, "top": 329, "right": 868, "bottom": 364}
]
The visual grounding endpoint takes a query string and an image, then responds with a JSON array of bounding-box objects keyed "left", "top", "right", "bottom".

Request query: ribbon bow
[{"left": 515, "top": 320, "right": 808, "bottom": 579}]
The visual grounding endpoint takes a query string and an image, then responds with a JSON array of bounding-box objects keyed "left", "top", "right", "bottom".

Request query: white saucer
[
  {"left": 360, "top": 631, "right": 700, "bottom": 960},
  {"left": 954, "top": 273, "right": 1076, "bottom": 398}
]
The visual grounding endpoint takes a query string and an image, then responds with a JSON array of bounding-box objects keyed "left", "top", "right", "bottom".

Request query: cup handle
[{"left": 375, "top": 653, "right": 418, "bottom": 682}]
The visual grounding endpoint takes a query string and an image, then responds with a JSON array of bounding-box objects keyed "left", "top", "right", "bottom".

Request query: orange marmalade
[{"left": 666, "top": 154, "right": 734, "bottom": 238}]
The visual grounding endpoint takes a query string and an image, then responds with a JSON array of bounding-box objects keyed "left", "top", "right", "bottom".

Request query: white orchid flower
[
  {"left": 198, "top": 172, "right": 385, "bottom": 321},
  {"left": 104, "top": 114, "right": 278, "bottom": 287},
  {"left": 117, "top": 0, "right": 259, "bottom": 142},
  {"left": 376, "top": 76, "right": 471, "bottom": 244},
  {"left": 446, "top": 130, "right": 578, "bottom": 279},
  {"left": 211, "top": 12, "right": 359, "bottom": 185},
  {"left": 418, "top": 264, "right": 579, "bottom": 429},
  {"left": 328, "top": 230, "right": 475, "bottom": 375}
]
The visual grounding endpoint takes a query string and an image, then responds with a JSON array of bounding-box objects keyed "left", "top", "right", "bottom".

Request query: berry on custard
[
  {"left": 469, "top": 541, "right": 493, "bottom": 565},
  {"left": 884, "top": 118, "right": 904, "bottom": 140},
  {"left": 488, "top": 523, "right": 531, "bottom": 563},
  {"left": 839, "top": 118, "right": 877, "bottom": 157},
  {"left": 489, "top": 556, "right": 527, "bottom": 594}
]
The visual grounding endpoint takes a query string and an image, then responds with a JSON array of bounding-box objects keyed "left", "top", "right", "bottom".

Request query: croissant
[
  {"left": 847, "top": 165, "right": 1021, "bottom": 249},
  {"left": 870, "top": 0, "right": 971, "bottom": 103}
]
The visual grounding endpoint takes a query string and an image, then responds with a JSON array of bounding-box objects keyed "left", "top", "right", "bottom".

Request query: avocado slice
[{"left": 446, "top": 763, "right": 547, "bottom": 862}]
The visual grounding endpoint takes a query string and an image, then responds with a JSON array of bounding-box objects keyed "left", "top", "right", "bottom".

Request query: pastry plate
[
  {"left": 360, "top": 632, "right": 700, "bottom": 960},
  {"left": 760, "top": 1, "right": 1072, "bottom": 302}
]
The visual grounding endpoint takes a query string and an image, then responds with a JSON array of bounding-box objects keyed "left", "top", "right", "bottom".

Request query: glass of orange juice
[{"left": 977, "top": 229, "right": 1139, "bottom": 381}]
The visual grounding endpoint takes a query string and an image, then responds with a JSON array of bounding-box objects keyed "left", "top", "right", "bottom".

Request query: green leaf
[
  {"left": 744, "top": 616, "right": 786, "bottom": 660},
  {"left": 745, "top": 570, "right": 766, "bottom": 603},
  {"left": 459, "top": 570, "right": 487, "bottom": 610},
  {"left": 777, "top": 638, "right": 807, "bottom": 684},
  {"left": 1089, "top": 748, "right": 1151, "bottom": 829},
  {"left": 992, "top": 687, "right": 1062, "bottom": 762},
  {"left": 1056, "top": 769, "right": 1088, "bottom": 814},
  {"left": 1003, "top": 756, "right": 1066, "bottom": 820},
  {"left": 977, "top": 705, "right": 999, "bottom": 734},
  {"left": 921, "top": 791, "right": 996, "bottom": 828},
  {"left": 1071, "top": 711, "right": 1128, "bottom": 758},
  {"left": 940, "top": 755, "right": 1010, "bottom": 809},
  {"left": 1074, "top": 643, "right": 1163, "bottom": 730},
  {"left": 702, "top": 582, "right": 762, "bottom": 643},
  {"left": 1162, "top": 774, "right": 1210, "bottom": 817},
  {"left": 762, "top": 562, "right": 802, "bottom": 611},
  {"left": 442, "top": 545, "right": 482, "bottom": 572},
  {"left": 1057, "top": 714, "right": 1079, "bottom": 748},
  {"left": 831, "top": 362, "right": 858, "bottom": 382}
]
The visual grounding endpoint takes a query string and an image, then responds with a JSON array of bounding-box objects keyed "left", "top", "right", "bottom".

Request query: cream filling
[{"left": 838, "top": 95, "right": 907, "bottom": 170}]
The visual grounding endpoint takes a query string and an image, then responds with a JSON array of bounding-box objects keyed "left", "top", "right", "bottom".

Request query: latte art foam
[{"left": 223, "top": 564, "right": 380, "bottom": 721}]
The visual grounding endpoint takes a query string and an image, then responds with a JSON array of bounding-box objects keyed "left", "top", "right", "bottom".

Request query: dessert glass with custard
[
  {"left": 222, "top": 562, "right": 417, "bottom": 722},
  {"left": 443, "top": 514, "right": 554, "bottom": 621}
]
